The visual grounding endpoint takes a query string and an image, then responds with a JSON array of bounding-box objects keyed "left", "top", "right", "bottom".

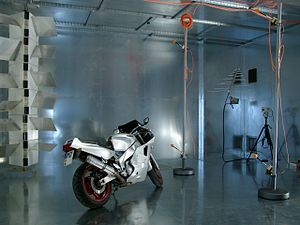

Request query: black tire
[
  {"left": 72, "top": 163, "right": 112, "bottom": 208},
  {"left": 147, "top": 157, "right": 163, "bottom": 188}
]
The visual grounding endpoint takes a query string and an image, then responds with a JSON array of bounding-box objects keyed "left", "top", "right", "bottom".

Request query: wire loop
[{"left": 180, "top": 13, "right": 193, "bottom": 29}]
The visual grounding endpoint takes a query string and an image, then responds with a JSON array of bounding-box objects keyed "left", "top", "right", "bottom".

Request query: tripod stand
[{"left": 247, "top": 116, "right": 273, "bottom": 161}]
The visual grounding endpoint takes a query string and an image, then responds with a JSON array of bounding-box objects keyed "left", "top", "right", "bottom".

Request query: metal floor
[{"left": 0, "top": 154, "right": 300, "bottom": 225}]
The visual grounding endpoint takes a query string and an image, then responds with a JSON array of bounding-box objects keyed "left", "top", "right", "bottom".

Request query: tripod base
[
  {"left": 258, "top": 188, "right": 290, "bottom": 200},
  {"left": 173, "top": 167, "right": 195, "bottom": 176}
]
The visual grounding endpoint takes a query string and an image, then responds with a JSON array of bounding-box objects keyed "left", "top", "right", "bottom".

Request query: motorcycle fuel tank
[{"left": 110, "top": 134, "right": 136, "bottom": 151}]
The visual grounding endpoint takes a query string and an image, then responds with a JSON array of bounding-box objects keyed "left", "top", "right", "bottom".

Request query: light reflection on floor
[{"left": 0, "top": 155, "right": 300, "bottom": 225}]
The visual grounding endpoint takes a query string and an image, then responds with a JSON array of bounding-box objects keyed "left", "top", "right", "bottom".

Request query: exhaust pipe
[{"left": 86, "top": 155, "right": 126, "bottom": 184}]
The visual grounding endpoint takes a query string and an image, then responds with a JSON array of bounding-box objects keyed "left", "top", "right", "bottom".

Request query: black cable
[
  {"left": 222, "top": 93, "right": 245, "bottom": 163},
  {"left": 221, "top": 96, "right": 275, "bottom": 177}
]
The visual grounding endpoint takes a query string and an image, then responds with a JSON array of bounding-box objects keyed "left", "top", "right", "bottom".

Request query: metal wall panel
[
  {"left": 241, "top": 30, "right": 300, "bottom": 162},
  {"left": 88, "top": 11, "right": 149, "bottom": 28},
  {"left": 204, "top": 44, "right": 244, "bottom": 157},
  {"left": 204, "top": 27, "right": 300, "bottom": 163},
  {"left": 242, "top": 41, "right": 275, "bottom": 159},
  {"left": 30, "top": 6, "right": 90, "bottom": 24},
  {"left": 204, "top": 41, "right": 276, "bottom": 159},
  {"left": 45, "top": 0, "right": 101, "bottom": 8},
  {"left": 103, "top": 0, "right": 184, "bottom": 17},
  {"left": 205, "top": 26, "right": 266, "bottom": 41},
  {"left": 39, "top": 32, "right": 200, "bottom": 163},
  {"left": 279, "top": 29, "right": 300, "bottom": 161}
]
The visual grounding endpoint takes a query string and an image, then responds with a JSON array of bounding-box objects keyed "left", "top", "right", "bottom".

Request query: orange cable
[
  {"left": 268, "top": 21, "right": 276, "bottom": 71},
  {"left": 277, "top": 27, "right": 290, "bottom": 165},
  {"left": 192, "top": 5, "right": 200, "bottom": 16},
  {"left": 185, "top": 44, "right": 194, "bottom": 88},
  {"left": 279, "top": 74, "right": 290, "bottom": 166}
]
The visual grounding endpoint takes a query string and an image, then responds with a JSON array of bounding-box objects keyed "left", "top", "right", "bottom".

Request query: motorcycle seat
[{"left": 71, "top": 138, "right": 115, "bottom": 160}]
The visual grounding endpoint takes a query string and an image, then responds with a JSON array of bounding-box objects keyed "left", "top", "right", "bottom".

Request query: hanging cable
[
  {"left": 268, "top": 21, "right": 276, "bottom": 71},
  {"left": 222, "top": 92, "right": 245, "bottom": 163},
  {"left": 146, "top": 0, "right": 291, "bottom": 166},
  {"left": 277, "top": 24, "right": 290, "bottom": 174},
  {"left": 144, "top": 0, "right": 274, "bottom": 21},
  {"left": 187, "top": 50, "right": 194, "bottom": 88},
  {"left": 221, "top": 69, "right": 246, "bottom": 163}
]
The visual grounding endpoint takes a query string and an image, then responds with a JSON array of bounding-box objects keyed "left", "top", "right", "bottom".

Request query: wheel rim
[{"left": 82, "top": 166, "right": 111, "bottom": 202}]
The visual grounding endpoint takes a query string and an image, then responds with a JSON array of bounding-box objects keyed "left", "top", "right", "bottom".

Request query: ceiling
[{"left": 0, "top": 0, "right": 300, "bottom": 46}]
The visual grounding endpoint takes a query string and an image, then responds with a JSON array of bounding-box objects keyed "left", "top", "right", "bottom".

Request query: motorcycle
[{"left": 62, "top": 117, "right": 163, "bottom": 208}]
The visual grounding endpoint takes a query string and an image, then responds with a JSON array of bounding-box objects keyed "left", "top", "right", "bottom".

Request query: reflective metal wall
[
  {"left": 242, "top": 40, "right": 275, "bottom": 160},
  {"left": 2, "top": 20, "right": 298, "bottom": 165},
  {"left": 241, "top": 30, "right": 300, "bottom": 162},
  {"left": 204, "top": 44, "right": 244, "bottom": 157},
  {"left": 204, "top": 41, "right": 276, "bottom": 158},
  {"left": 204, "top": 27, "right": 300, "bottom": 162},
  {"left": 279, "top": 28, "right": 300, "bottom": 161},
  {"left": 40, "top": 32, "right": 201, "bottom": 162}
]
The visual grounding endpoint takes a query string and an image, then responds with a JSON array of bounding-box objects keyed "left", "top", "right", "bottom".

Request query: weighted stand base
[
  {"left": 258, "top": 188, "right": 290, "bottom": 200},
  {"left": 173, "top": 167, "right": 195, "bottom": 176}
]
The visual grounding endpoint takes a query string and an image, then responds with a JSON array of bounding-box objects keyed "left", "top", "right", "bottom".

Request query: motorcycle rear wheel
[
  {"left": 148, "top": 157, "right": 163, "bottom": 188},
  {"left": 72, "top": 163, "right": 112, "bottom": 208}
]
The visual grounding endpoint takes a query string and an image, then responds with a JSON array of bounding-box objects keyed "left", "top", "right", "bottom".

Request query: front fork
[{"left": 148, "top": 154, "right": 160, "bottom": 171}]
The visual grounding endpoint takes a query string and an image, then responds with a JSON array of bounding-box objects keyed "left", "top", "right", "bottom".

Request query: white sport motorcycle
[{"left": 63, "top": 117, "right": 163, "bottom": 208}]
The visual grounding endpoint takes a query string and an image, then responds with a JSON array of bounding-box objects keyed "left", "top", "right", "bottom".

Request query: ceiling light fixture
[
  {"left": 192, "top": 18, "right": 228, "bottom": 26},
  {"left": 200, "top": 0, "right": 249, "bottom": 9}
]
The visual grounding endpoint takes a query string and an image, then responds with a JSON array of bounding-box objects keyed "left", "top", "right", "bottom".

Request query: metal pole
[
  {"left": 272, "top": 2, "right": 283, "bottom": 190},
  {"left": 183, "top": 27, "right": 188, "bottom": 159},
  {"left": 173, "top": 26, "right": 194, "bottom": 176},
  {"left": 258, "top": 2, "right": 289, "bottom": 200}
]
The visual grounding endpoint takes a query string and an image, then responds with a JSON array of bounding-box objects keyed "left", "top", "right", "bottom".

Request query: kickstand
[
  {"left": 112, "top": 186, "right": 118, "bottom": 205},
  {"left": 112, "top": 185, "right": 118, "bottom": 196},
  {"left": 112, "top": 193, "right": 118, "bottom": 209}
]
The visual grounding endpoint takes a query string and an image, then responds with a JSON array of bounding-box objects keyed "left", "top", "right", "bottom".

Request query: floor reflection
[
  {"left": 77, "top": 188, "right": 162, "bottom": 225},
  {"left": 6, "top": 179, "right": 40, "bottom": 225},
  {"left": 1, "top": 158, "right": 300, "bottom": 225}
]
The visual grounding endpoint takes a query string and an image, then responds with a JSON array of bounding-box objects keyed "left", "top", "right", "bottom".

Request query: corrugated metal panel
[
  {"left": 88, "top": 10, "right": 149, "bottom": 28},
  {"left": 103, "top": 0, "right": 184, "bottom": 17},
  {"left": 0, "top": 0, "right": 299, "bottom": 44}
]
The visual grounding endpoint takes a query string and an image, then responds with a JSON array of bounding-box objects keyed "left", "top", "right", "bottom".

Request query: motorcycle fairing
[
  {"left": 111, "top": 134, "right": 136, "bottom": 152},
  {"left": 126, "top": 137, "right": 155, "bottom": 184},
  {"left": 70, "top": 135, "right": 156, "bottom": 185},
  {"left": 71, "top": 138, "right": 115, "bottom": 160}
]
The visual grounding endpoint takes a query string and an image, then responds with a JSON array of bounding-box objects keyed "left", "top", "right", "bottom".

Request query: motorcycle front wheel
[
  {"left": 147, "top": 157, "right": 163, "bottom": 188},
  {"left": 72, "top": 163, "right": 112, "bottom": 208}
]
